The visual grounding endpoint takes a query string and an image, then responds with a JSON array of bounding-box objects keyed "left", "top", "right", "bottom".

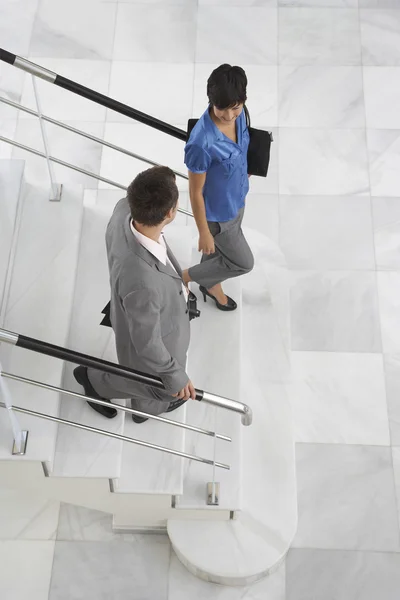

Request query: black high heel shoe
[{"left": 199, "top": 286, "right": 237, "bottom": 312}]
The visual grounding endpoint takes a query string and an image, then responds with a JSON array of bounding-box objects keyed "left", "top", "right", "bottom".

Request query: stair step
[
  {"left": 52, "top": 204, "right": 124, "bottom": 478},
  {"left": 0, "top": 181, "right": 84, "bottom": 468}
]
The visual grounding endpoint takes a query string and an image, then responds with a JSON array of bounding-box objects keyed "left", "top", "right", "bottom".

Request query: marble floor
[{"left": 1, "top": 0, "right": 400, "bottom": 598}]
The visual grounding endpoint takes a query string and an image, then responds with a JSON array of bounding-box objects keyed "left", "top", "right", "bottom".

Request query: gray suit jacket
[{"left": 106, "top": 197, "right": 190, "bottom": 394}]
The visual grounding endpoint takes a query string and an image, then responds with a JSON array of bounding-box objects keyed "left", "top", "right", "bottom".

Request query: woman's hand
[{"left": 198, "top": 230, "right": 215, "bottom": 255}]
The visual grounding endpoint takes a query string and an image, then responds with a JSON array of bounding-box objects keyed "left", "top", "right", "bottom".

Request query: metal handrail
[
  {"left": 0, "top": 49, "right": 187, "bottom": 142},
  {"left": 0, "top": 401, "right": 230, "bottom": 470},
  {"left": 1, "top": 370, "right": 231, "bottom": 442},
  {"left": 0, "top": 96, "right": 188, "bottom": 182},
  {"left": 0, "top": 135, "right": 195, "bottom": 218},
  {"left": 0, "top": 329, "right": 253, "bottom": 425}
]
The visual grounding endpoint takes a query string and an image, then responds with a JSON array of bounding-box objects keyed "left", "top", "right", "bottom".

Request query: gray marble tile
[
  {"left": 292, "top": 352, "right": 390, "bottom": 445},
  {"left": 290, "top": 271, "right": 381, "bottom": 352},
  {"left": 168, "top": 552, "right": 285, "bottom": 599},
  {"left": 385, "top": 355, "right": 400, "bottom": 445},
  {"left": 0, "top": 489, "right": 59, "bottom": 540},
  {"left": 377, "top": 272, "right": 400, "bottom": 353},
  {"left": 280, "top": 196, "right": 375, "bottom": 269},
  {"left": 243, "top": 194, "right": 279, "bottom": 244},
  {"left": 364, "top": 67, "right": 400, "bottom": 128},
  {"left": 57, "top": 503, "right": 139, "bottom": 541},
  {"left": 367, "top": 130, "right": 400, "bottom": 197},
  {"left": 279, "top": 8, "right": 361, "bottom": 65},
  {"left": 279, "top": 129, "right": 370, "bottom": 196},
  {"left": 372, "top": 197, "right": 400, "bottom": 270},
  {"left": 196, "top": 7, "right": 278, "bottom": 64},
  {"left": 49, "top": 539, "right": 170, "bottom": 599},
  {"left": 0, "top": 62, "right": 26, "bottom": 119},
  {"left": 30, "top": 0, "right": 117, "bottom": 59},
  {"left": 0, "top": 540, "right": 55, "bottom": 600},
  {"left": 113, "top": 4, "right": 197, "bottom": 62},
  {"left": 0, "top": 0, "right": 39, "bottom": 56},
  {"left": 279, "top": 66, "right": 365, "bottom": 127},
  {"left": 287, "top": 549, "right": 400, "bottom": 600},
  {"left": 361, "top": 10, "right": 400, "bottom": 65},
  {"left": 293, "top": 444, "right": 400, "bottom": 550}
]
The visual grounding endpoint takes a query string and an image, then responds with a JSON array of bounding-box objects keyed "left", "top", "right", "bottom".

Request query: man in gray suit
[{"left": 74, "top": 166, "right": 196, "bottom": 421}]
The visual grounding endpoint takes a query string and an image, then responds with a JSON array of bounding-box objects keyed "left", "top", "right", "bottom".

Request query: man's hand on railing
[{"left": 173, "top": 379, "right": 196, "bottom": 401}]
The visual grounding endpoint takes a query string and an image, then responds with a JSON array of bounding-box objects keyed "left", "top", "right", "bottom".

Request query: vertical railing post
[
  {"left": 31, "top": 75, "right": 62, "bottom": 202},
  {"left": 0, "top": 364, "right": 28, "bottom": 455},
  {"left": 207, "top": 407, "right": 220, "bottom": 506}
]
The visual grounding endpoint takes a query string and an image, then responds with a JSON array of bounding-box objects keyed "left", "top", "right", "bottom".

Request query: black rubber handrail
[{"left": 0, "top": 48, "right": 187, "bottom": 142}]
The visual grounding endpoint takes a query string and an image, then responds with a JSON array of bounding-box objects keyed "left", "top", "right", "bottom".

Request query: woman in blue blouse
[{"left": 182, "top": 64, "right": 254, "bottom": 311}]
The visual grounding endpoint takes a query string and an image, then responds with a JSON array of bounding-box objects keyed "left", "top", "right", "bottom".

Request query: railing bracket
[
  {"left": 12, "top": 430, "right": 28, "bottom": 455},
  {"left": 207, "top": 482, "right": 220, "bottom": 506}
]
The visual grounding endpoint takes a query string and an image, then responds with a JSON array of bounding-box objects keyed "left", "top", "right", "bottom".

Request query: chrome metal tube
[
  {"left": 14, "top": 57, "right": 56, "bottom": 83},
  {"left": 0, "top": 329, "right": 18, "bottom": 345},
  {"left": 0, "top": 135, "right": 193, "bottom": 216},
  {"left": 0, "top": 401, "right": 230, "bottom": 470},
  {"left": 1, "top": 371, "right": 231, "bottom": 442},
  {"left": 0, "top": 97, "right": 189, "bottom": 182},
  {"left": 202, "top": 392, "right": 253, "bottom": 426}
]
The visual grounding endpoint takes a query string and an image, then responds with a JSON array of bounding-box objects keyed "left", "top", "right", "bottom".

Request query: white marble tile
[
  {"left": 279, "top": 129, "right": 370, "bottom": 196},
  {"left": 279, "top": 8, "right": 361, "bottom": 65},
  {"left": 384, "top": 355, "right": 400, "bottom": 445},
  {"left": 57, "top": 503, "right": 134, "bottom": 541},
  {"left": 0, "top": 489, "right": 59, "bottom": 540},
  {"left": 361, "top": 10, "right": 400, "bottom": 65},
  {"left": 279, "top": 66, "right": 365, "bottom": 127},
  {"left": 393, "top": 447, "right": 400, "bottom": 526},
  {"left": 168, "top": 551, "right": 285, "bottom": 600},
  {"left": 0, "top": 540, "right": 55, "bottom": 600},
  {"left": 30, "top": 0, "right": 117, "bottom": 59},
  {"left": 377, "top": 271, "right": 400, "bottom": 353},
  {"left": 113, "top": 4, "right": 197, "bottom": 62},
  {"left": 291, "top": 352, "right": 390, "bottom": 445},
  {"left": 12, "top": 119, "right": 104, "bottom": 189},
  {"left": 367, "top": 130, "right": 400, "bottom": 197},
  {"left": 20, "top": 59, "right": 111, "bottom": 122},
  {"left": 360, "top": 0, "right": 400, "bottom": 7},
  {"left": 293, "top": 444, "right": 400, "bottom": 550},
  {"left": 290, "top": 271, "right": 381, "bottom": 352},
  {"left": 107, "top": 62, "right": 194, "bottom": 128},
  {"left": 99, "top": 122, "right": 188, "bottom": 193},
  {"left": 196, "top": 7, "right": 278, "bottom": 65},
  {"left": 49, "top": 539, "right": 170, "bottom": 600},
  {"left": 364, "top": 67, "right": 400, "bottom": 129},
  {"left": 0, "top": 0, "right": 39, "bottom": 56},
  {"left": 0, "top": 62, "right": 27, "bottom": 119},
  {"left": 280, "top": 196, "right": 375, "bottom": 269},
  {"left": 192, "top": 64, "right": 278, "bottom": 127},
  {"left": 372, "top": 197, "right": 400, "bottom": 270},
  {"left": 243, "top": 194, "right": 279, "bottom": 244},
  {"left": 200, "top": 0, "right": 277, "bottom": 5},
  {"left": 287, "top": 549, "right": 400, "bottom": 600},
  {"left": 280, "top": 0, "right": 357, "bottom": 5}
]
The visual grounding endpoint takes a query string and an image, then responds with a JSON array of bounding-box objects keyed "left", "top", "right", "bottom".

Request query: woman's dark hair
[
  {"left": 207, "top": 64, "right": 247, "bottom": 110},
  {"left": 127, "top": 166, "right": 178, "bottom": 226}
]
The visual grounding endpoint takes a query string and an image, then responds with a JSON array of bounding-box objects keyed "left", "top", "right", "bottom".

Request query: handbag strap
[{"left": 244, "top": 104, "right": 251, "bottom": 129}]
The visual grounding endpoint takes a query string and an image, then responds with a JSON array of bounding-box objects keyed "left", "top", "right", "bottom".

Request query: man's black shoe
[
  {"left": 131, "top": 414, "right": 149, "bottom": 424},
  {"left": 166, "top": 399, "right": 187, "bottom": 413},
  {"left": 73, "top": 366, "right": 118, "bottom": 419}
]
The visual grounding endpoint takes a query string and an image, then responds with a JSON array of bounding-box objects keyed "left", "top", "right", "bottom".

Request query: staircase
[{"left": 0, "top": 160, "right": 296, "bottom": 585}]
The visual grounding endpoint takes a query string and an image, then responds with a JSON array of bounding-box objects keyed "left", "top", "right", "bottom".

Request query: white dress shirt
[{"left": 130, "top": 221, "right": 188, "bottom": 303}]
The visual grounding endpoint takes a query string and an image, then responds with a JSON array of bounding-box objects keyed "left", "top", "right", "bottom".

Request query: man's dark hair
[
  {"left": 207, "top": 64, "right": 247, "bottom": 110},
  {"left": 127, "top": 166, "right": 178, "bottom": 226}
]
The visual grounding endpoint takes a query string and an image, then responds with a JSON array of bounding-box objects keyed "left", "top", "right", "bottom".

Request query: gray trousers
[
  {"left": 87, "top": 368, "right": 174, "bottom": 416},
  {"left": 188, "top": 206, "right": 254, "bottom": 289}
]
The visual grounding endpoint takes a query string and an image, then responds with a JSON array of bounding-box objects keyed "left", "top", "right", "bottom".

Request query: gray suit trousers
[
  {"left": 188, "top": 207, "right": 254, "bottom": 289},
  {"left": 88, "top": 368, "right": 173, "bottom": 416}
]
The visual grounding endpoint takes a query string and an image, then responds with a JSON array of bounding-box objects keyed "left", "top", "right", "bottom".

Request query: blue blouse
[{"left": 184, "top": 107, "right": 250, "bottom": 223}]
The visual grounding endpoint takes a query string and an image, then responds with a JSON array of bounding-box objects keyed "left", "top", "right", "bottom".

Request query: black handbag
[{"left": 187, "top": 106, "right": 273, "bottom": 178}]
